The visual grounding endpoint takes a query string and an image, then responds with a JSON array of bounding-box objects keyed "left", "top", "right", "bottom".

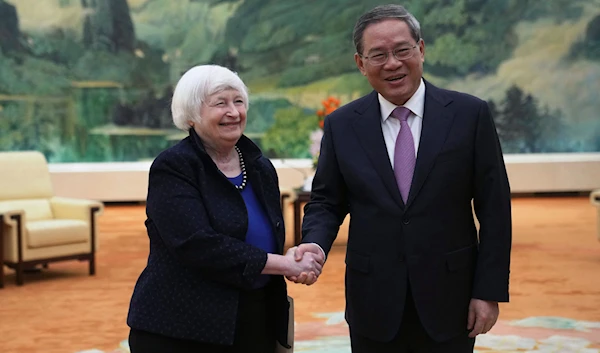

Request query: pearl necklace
[{"left": 234, "top": 145, "right": 247, "bottom": 191}]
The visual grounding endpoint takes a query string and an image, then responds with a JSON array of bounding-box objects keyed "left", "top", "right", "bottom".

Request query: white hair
[{"left": 171, "top": 65, "right": 249, "bottom": 131}]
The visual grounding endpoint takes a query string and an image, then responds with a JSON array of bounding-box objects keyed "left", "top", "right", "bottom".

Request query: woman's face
[{"left": 194, "top": 89, "right": 247, "bottom": 149}]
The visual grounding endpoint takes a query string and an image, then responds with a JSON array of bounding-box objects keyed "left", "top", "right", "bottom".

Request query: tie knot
[{"left": 391, "top": 106, "right": 411, "bottom": 122}]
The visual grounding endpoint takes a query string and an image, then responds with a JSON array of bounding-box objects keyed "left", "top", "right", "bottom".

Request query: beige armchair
[
  {"left": 592, "top": 190, "right": 600, "bottom": 242},
  {"left": 0, "top": 151, "right": 103, "bottom": 287}
]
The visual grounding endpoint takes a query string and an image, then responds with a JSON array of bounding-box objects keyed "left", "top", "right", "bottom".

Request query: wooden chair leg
[
  {"left": 89, "top": 255, "right": 95, "bottom": 276},
  {"left": 0, "top": 222, "right": 4, "bottom": 289},
  {"left": 16, "top": 263, "right": 24, "bottom": 286},
  {"left": 89, "top": 207, "right": 98, "bottom": 277},
  {"left": 13, "top": 214, "right": 24, "bottom": 285}
]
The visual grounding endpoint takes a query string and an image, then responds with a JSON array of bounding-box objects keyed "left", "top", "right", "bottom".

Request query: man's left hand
[{"left": 467, "top": 299, "right": 499, "bottom": 338}]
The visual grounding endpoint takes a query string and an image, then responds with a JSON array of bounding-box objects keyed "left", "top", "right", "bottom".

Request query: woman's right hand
[
  {"left": 283, "top": 247, "right": 322, "bottom": 278},
  {"left": 262, "top": 250, "right": 323, "bottom": 285}
]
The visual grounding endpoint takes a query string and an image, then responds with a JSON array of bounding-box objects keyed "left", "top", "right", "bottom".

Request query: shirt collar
[{"left": 379, "top": 78, "right": 426, "bottom": 122}]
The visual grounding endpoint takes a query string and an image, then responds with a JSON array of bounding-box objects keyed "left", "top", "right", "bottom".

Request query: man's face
[{"left": 355, "top": 19, "right": 425, "bottom": 106}]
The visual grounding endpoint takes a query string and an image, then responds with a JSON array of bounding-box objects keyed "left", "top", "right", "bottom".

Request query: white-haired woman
[{"left": 126, "top": 65, "right": 323, "bottom": 353}]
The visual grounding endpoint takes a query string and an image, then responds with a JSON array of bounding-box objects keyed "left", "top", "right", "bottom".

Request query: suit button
[
  {"left": 275, "top": 221, "right": 281, "bottom": 229},
  {"left": 402, "top": 219, "right": 410, "bottom": 225}
]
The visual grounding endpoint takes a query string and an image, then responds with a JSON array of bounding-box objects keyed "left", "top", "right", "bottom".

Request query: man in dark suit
[{"left": 291, "top": 4, "right": 512, "bottom": 352}]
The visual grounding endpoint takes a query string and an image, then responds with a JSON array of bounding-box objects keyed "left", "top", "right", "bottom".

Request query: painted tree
[
  {"left": 0, "top": 0, "right": 21, "bottom": 53},
  {"left": 81, "top": 0, "right": 135, "bottom": 53},
  {"left": 496, "top": 86, "right": 567, "bottom": 153}
]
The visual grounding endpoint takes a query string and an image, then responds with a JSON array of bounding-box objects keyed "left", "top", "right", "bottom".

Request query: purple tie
[{"left": 392, "top": 107, "right": 415, "bottom": 203}]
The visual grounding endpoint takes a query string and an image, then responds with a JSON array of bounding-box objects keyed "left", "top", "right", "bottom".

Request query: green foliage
[
  {"left": 73, "top": 87, "right": 120, "bottom": 128},
  {"left": 0, "top": 99, "right": 72, "bottom": 160},
  {"left": 245, "top": 98, "right": 292, "bottom": 133},
  {"left": 27, "top": 29, "right": 85, "bottom": 67},
  {"left": 219, "top": 0, "right": 372, "bottom": 83},
  {"left": 217, "top": 0, "right": 589, "bottom": 80},
  {"left": 519, "top": 0, "right": 585, "bottom": 22},
  {"left": 81, "top": 0, "right": 135, "bottom": 52},
  {"left": 2, "top": 0, "right": 599, "bottom": 161},
  {"left": 131, "top": 0, "right": 230, "bottom": 74},
  {"left": 279, "top": 53, "right": 356, "bottom": 87},
  {"left": 178, "top": 21, "right": 221, "bottom": 65},
  {"left": 0, "top": 51, "right": 72, "bottom": 95},
  {"left": 217, "top": 0, "right": 539, "bottom": 81},
  {"left": 72, "top": 50, "right": 135, "bottom": 83},
  {"left": 85, "top": 134, "right": 173, "bottom": 162},
  {"left": 330, "top": 72, "right": 373, "bottom": 95},
  {"left": 425, "top": 33, "right": 481, "bottom": 75},
  {"left": 411, "top": 0, "right": 521, "bottom": 75},
  {"left": 71, "top": 48, "right": 169, "bottom": 90},
  {"left": 261, "top": 106, "right": 318, "bottom": 158}
]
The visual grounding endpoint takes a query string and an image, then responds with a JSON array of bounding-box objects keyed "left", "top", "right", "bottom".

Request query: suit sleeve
[
  {"left": 472, "top": 100, "right": 512, "bottom": 302},
  {"left": 301, "top": 115, "right": 349, "bottom": 255},
  {"left": 146, "top": 152, "right": 268, "bottom": 290}
]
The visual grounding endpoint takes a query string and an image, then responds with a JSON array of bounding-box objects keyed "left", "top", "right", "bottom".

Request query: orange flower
[
  {"left": 316, "top": 96, "right": 340, "bottom": 130},
  {"left": 325, "top": 106, "right": 337, "bottom": 114}
]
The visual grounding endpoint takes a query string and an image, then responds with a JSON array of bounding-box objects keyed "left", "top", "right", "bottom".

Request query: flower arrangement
[{"left": 310, "top": 96, "right": 341, "bottom": 169}]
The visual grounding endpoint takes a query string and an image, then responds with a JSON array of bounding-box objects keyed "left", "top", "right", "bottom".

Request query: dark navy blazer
[
  {"left": 127, "top": 129, "right": 290, "bottom": 347},
  {"left": 302, "top": 81, "right": 512, "bottom": 343}
]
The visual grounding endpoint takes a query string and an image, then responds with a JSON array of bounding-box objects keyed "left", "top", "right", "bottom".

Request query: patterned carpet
[
  {"left": 2, "top": 199, "right": 597, "bottom": 353},
  {"left": 77, "top": 315, "right": 600, "bottom": 353}
]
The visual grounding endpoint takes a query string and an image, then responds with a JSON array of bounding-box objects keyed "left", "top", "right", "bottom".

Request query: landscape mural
[{"left": 1, "top": 0, "right": 599, "bottom": 162}]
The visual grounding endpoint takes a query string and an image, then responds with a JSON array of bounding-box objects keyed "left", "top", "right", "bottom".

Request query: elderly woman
[{"left": 126, "top": 65, "right": 323, "bottom": 353}]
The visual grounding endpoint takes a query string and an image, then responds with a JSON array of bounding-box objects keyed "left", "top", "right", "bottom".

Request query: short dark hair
[{"left": 353, "top": 4, "right": 422, "bottom": 54}]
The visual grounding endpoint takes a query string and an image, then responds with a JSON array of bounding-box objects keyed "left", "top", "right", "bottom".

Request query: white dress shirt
[{"left": 379, "top": 79, "right": 426, "bottom": 165}]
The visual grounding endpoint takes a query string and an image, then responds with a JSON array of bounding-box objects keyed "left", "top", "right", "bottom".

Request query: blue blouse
[{"left": 228, "top": 173, "right": 276, "bottom": 287}]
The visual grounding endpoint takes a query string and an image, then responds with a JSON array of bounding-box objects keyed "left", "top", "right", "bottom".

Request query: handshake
[{"left": 284, "top": 243, "right": 325, "bottom": 286}]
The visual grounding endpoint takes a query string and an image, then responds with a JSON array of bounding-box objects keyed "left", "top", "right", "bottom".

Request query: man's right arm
[{"left": 301, "top": 115, "right": 349, "bottom": 256}]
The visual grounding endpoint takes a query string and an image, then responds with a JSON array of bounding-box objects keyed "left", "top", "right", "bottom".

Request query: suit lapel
[
  {"left": 351, "top": 91, "right": 405, "bottom": 209},
  {"left": 405, "top": 82, "right": 455, "bottom": 207}
]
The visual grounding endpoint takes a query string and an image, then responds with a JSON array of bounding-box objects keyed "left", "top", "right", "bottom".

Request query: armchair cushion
[
  {"left": 0, "top": 152, "right": 53, "bottom": 200},
  {"left": 27, "top": 220, "right": 89, "bottom": 248}
]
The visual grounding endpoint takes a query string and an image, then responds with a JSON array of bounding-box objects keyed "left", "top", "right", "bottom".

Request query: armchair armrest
[
  {"left": 280, "top": 188, "right": 298, "bottom": 210},
  {"left": 50, "top": 197, "right": 104, "bottom": 221},
  {"left": 591, "top": 190, "right": 600, "bottom": 206},
  {"left": 0, "top": 207, "right": 26, "bottom": 277},
  {"left": 0, "top": 205, "right": 25, "bottom": 227}
]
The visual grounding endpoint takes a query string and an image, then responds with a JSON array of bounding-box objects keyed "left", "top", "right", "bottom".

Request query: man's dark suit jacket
[
  {"left": 302, "top": 80, "right": 512, "bottom": 343},
  {"left": 127, "top": 130, "right": 290, "bottom": 347}
]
